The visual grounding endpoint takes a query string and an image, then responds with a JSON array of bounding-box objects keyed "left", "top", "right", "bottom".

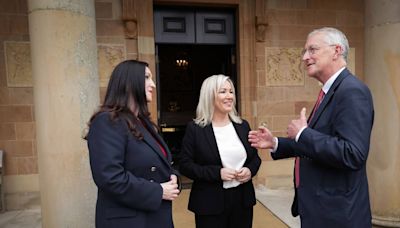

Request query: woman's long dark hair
[{"left": 85, "top": 60, "right": 156, "bottom": 140}]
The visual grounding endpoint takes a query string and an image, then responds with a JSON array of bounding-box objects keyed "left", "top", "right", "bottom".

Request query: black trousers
[{"left": 195, "top": 184, "right": 253, "bottom": 228}]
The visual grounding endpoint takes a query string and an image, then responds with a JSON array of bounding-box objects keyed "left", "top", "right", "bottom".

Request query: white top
[{"left": 213, "top": 122, "right": 247, "bottom": 189}]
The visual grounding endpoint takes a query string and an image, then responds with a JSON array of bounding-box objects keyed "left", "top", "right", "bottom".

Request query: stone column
[
  {"left": 27, "top": 0, "right": 98, "bottom": 227},
  {"left": 136, "top": 0, "right": 158, "bottom": 120},
  {"left": 365, "top": 0, "right": 400, "bottom": 227}
]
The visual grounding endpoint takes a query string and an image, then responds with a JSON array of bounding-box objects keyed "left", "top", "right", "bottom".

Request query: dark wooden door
[
  {"left": 154, "top": 8, "right": 235, "bottom": 44},
  {"left": 154, "top": 7, "right": 237, "bottom": 170}
]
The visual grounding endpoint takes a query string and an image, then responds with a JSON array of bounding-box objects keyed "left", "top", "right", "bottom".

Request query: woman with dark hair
[{"left": 86, "top": 60, "right": 180, "bottom": 228}]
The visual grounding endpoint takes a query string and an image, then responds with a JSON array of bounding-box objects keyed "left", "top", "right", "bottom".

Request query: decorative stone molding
[
  {"left": 256, "top": 16, "right": 268, "bottom": 42},
  {"left": 372, "top": 215, "right": 400, "bottom": 227},
  {"left": 122, "top": 0, "right": 138, "bottom": 39},
  {"left": 265, "top": 47, "right": 305, "bottom": 86},
  {"left": 255, "top": 0, "right": 268, "bottom": 42},
  {"left": 4, "top": 42, "right": 32, "bottom": 87},
  {"left": 97, "top": 44, "right": 126, "bottom": 87}
]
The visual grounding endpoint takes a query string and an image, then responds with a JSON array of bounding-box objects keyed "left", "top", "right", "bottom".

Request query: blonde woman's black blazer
[{"left": 179, "top": 119, "right": 261, "bottom": 215}]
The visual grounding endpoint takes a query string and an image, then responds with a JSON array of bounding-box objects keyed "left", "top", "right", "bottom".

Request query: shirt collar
[{"left": 322, "top": 67, "right": 345, "bottom": 94}]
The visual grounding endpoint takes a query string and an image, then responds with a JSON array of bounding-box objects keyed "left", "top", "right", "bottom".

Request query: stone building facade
[{"left": 0, "top": 0, "right": 398, "bottom": 227}]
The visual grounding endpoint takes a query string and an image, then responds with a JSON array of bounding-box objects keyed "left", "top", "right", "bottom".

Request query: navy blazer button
[
  {"left": 150, "top": 179, "right": 154, "bottom": 182},
  {"left": 151, "top": 166, "right": 157, "bottom": 172}
]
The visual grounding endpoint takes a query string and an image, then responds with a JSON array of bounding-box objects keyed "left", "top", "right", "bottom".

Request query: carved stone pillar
[
  {"left": 27, "top": 0, "right": 98, "bottom": 226},
  {"left": 365, "top": 0, "right": 400, "bottom": 227}
]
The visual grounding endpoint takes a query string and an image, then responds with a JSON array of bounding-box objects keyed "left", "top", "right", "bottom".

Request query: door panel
[
  {"left": 154, "top": 9, "right": 195, "bottom": 44},
  {"left": 196, "top": 11, "right": 235, "bottom": 44},
  {"left": 154, "top": 8, "right": 234, "bottom": 44},
  {"left": 154, "top": 6, "right": 237, "bottom": 170}
]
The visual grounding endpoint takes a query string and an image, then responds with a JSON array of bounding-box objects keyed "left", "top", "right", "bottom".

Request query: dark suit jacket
[
  {"left": 272, "top": 69, "right": 374, "bottom": 227},
  {"left": 179, "top": 119, "right": 261, "bottom": 215},
  {"left": 87, "top": 112, "right": 175, "bottom": 228}
]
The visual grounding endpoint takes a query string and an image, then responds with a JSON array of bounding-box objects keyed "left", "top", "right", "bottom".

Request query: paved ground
[
  {"left": 0, "top": 187, "right": 384, "bottom": 228},
  {"left": 0, "top": 188, "right": 289, "bottom": 228},
  {"left": 255, "top": 187, "right": 300, "bottom": 228},
  {"left": 173, "top": 189, "right": 288, "bottom": 228},
  {"left": 0, "top": 207, "right": 41, "bottom": 228}
]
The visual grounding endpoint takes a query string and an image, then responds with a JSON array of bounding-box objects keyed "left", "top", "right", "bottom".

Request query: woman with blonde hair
[{"left": 179, "top": 74, "right": 261, "bottom": 228}]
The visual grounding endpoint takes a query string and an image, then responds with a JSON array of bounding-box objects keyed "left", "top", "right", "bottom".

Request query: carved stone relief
[
  {"left": 265, "top": 47, "right": 356, "bottom": 86},
  {"left": 265, "top": 47, "right": 305, "bottom": 86},
  {"left": 97, "top": 44, "right": 126, "bottom": 87},
  {"left": 4, "top": 42, "right": 32, "bottom": 87}
]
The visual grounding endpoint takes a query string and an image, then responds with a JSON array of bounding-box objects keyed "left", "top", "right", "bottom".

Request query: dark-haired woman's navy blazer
[
  {"left": 87, "top": 112, "right": 175, "bottom": 228},
  {"left": 179, "top": 119, "right": 261, "bottom": 215}
]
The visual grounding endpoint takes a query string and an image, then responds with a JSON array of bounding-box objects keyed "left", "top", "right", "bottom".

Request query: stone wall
[
  {"left": 253, "top": 0, "right": 364, "bottom": 189},
  {"left": 0, "top": 0, "right": 135, "bottom": 210},
  {"left": 0, "top": 0, "right": 38, "bottom": 210},
  {"left": 0, "top": 0, "right": 366, "bottom": 210}
]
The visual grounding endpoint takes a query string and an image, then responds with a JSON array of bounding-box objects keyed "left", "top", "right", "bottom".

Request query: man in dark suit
[{"left": 249, "top": 27, "right": 374, "bottom": 227}]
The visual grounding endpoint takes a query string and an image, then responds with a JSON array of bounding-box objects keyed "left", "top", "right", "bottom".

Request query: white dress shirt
[{"left": 272, "top": 67, "right": 346, "bottom": 151}]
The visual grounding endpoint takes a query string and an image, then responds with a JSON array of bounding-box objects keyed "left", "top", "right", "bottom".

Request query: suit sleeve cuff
[
  {"left": 270, "top": 137, "right": 278, "bottom": 153},
  {"left": 295, "top": 126, "right": 307, "bottom": 142}
]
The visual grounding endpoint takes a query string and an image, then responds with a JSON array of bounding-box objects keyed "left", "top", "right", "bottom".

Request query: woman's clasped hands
[
  {"left": 220, "top": 167, "right": 252, "bottom": 184},
  {"left": 160, "top": 175, "right": 180, "bottom": 201}
]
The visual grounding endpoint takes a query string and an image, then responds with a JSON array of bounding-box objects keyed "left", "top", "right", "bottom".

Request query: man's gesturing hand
[
  {"left": 287, "top": 107, "right": 307, "bottom": 139},
  {"left": 248, "top": 126, "right": 275, "bottom": 149}
]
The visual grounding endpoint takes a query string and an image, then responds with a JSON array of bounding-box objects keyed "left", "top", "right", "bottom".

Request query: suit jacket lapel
[
  {"left": 138, "top": 120, "right": 171, "bottom": 167},
  {"left": 309, "top": 68, "right": 349, "bottom": 127},
  {"left": 232, "top": 122, "right": 249, "bottom": 152}
]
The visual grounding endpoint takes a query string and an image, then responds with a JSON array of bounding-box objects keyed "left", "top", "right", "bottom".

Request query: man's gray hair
[{"left": 309, "top": 27, "right": 349, "bottom": 62}]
